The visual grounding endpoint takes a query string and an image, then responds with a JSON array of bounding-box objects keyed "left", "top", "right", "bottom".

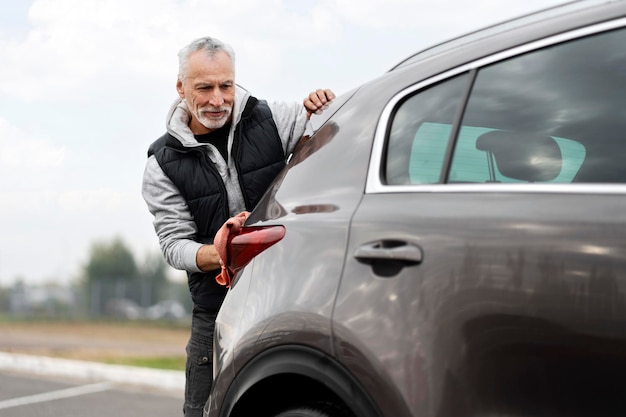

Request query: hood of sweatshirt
[{"left": 162, "top": 85, "right": 251, "bottom": 217}]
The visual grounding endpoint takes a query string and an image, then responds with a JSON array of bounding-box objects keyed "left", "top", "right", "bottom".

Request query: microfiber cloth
[{"left": 214, "top": 211, "right": 250, "bottom": 288}]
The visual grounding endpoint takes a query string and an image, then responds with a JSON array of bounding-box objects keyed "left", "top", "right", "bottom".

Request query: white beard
[{"left": 195, "top": 105, "right": 232, "bottom": 130}]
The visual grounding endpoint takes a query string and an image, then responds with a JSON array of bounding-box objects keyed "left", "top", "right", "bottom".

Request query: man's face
[{"left": 177, "top": 50, "right": 235, "bottom": 134}]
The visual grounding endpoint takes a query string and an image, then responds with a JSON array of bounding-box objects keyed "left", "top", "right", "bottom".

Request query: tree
[
  {"left": 139, "top": 252, "right": 169, "bottom": 306},
  {"left": 81, "top": 237, "right": 190, "bottom": 318},
  {"left": 83, "top": 237, "right": 139, "bottom": 316},
  {"left": 84, "top": 237, "right": 139, "bottom": 283}
]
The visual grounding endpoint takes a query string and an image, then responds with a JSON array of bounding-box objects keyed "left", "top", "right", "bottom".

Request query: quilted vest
[{"left": 148, "top": 97, "right": 286, "bottom": 310}]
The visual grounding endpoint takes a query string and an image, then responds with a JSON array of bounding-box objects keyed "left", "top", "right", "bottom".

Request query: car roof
[{"left": 390, "top": 0, "right": 625, "bottom": 71}]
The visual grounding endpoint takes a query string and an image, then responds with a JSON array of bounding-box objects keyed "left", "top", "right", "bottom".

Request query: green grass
[
  {"left": 104, "top": 356, "right": 186, "bottom": 371},
  {"left": 0, "top": 318, "right": 190, "bottom": 371}
]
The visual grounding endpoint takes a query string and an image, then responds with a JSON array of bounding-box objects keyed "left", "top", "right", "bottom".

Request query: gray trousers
[{"left": 184, "top": 305, "right": 218, "bottom": 417}]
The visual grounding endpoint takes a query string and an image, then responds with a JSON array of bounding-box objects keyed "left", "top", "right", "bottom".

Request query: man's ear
[{"left": 176, "top": 78, "right": 185, "bottom": 98}]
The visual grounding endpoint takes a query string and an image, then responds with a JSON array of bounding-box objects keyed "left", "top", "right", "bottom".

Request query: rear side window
[
  {"left": 386, "top": 26, "right": 626, "bottom": 185},
  {"left": 386, "top": 75, "right": 468, "bottom": 185}
]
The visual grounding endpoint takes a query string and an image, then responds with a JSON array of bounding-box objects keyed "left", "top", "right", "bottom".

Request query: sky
[{"left": 0, "top": 0, "right": 568, "bottom": 286}]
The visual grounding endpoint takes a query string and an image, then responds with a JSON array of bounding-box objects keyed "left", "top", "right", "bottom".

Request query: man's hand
[
  {"left": 304, "top": 89, "right": 335, "bottom": 119},
  {"left": 196, "top": 244, "right": 222, "bottom": 272}
]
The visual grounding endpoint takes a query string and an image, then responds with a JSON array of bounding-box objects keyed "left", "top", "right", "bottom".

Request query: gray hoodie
[{"left": 142, "top": 86, "right": 310, "bottom": 273}]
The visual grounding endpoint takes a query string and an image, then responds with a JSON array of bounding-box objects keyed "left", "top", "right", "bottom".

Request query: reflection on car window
[
  {"left": 387, "top": 26, "right": 626, "bottom": 185},
  {"left": 449, "top": 127, "right": 586, "bottom": 183},
  {"left": 457, "top": 26, "right": 626, "bottom": 184},
  {"left": 410, "top": 124, "right": 586, "bottom": 183},
  {"left": 386, "top": 75, "right": 468, "bottom": 185}
]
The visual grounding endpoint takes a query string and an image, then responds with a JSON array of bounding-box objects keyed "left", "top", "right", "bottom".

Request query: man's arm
[
  {"left": 269, "top": 89, "right": 336, "bottom": 156},
  {"left": 142, "top": 156, "right": 220, "bottom": 272}
]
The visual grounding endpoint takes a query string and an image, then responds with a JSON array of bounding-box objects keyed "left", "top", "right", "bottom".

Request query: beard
[{"left": 194, "top": 104, "right": 233, "bottom": 130}]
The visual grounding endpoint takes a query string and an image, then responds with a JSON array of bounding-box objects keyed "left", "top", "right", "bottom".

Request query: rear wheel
[{"left": 273, "top": 402, "right": 354, "bottom": 417}]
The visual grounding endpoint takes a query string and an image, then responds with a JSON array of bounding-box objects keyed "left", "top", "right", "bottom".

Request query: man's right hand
[{"left": 196, "top": 244, "right": 222, "bottom": 272}]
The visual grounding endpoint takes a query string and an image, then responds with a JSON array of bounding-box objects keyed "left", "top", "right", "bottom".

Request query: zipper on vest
[{"left": 200, "top": 150, "right": 230, "bottom": 222}]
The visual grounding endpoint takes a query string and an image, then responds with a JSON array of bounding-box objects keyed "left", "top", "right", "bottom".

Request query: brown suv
[{"left": 207, "top": 1, "right": 626, "bottom": 416}]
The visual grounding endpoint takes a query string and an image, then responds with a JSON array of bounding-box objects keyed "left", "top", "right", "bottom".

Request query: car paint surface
[
  {"left": 336, "top": 191, "right": 626, "bottom": 416},
  {"left": 208, "top": 1, "right": 626, "bottom": 416}
]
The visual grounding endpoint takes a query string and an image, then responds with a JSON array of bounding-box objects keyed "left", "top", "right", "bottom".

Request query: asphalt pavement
[
  {"left": 0, "top": 352, "right": 185, "bottom": 417},
  {"left": 0, "top": 351, "right": 185, "bottom": 393},
  {"left": 0, "top": 324, "right": 187, "bottom": 416},
  {"left": 0, "top": 370, "right": 182, "bottom": 417}
]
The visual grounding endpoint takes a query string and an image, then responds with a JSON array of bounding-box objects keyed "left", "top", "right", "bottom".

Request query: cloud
[
  {"left": 0, "top": 117, "right": 66, "bottom": 191},
  {"left": 0, "top": 0, "right": 345, "bottom": 103},
  {"left": 0, "top": 120, "right": 65, "bottom": 169},
  {"left": 0, "top": 0, "right": 181, "bottom": 101},
  {"left": 57, "top": 188, "right": 134, "bottom": 213},
  {"left": 0, "top": 0, "right": 562, "bottom": 103},
  {"left": 319, "top": 0, "right": 557, "bottom": 31},
  {"left": 0, "top": 0, "right": 568, "bottom": 286}
]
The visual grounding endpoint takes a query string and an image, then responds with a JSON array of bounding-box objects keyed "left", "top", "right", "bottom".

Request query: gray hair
[{"left": 177, "top": 36, "right": 236, "bottom": 81}]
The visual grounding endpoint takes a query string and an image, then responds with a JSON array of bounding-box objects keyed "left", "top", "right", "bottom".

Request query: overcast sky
[{"left": 0, "top": 0, "right": 568, "bottom": 286}]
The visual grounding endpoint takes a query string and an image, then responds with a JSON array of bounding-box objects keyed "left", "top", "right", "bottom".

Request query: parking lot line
[{"left": 0, "top": 381, "right": 112, "bottom": 411}]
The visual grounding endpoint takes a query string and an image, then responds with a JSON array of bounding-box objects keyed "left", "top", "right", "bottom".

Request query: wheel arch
[{"left": 218, "top": 345, "right": 382, "bottom": 417}]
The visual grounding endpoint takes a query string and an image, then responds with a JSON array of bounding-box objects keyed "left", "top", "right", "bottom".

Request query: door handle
[{"left": 354, "top": 240, "right": 423, "bottom": 264}]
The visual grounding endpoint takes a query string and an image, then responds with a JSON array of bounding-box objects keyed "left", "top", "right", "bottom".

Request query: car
[
  {"left": 207, "top": 1, "right": 626, "bottom": 416},
  {"left": 104, "top": 298, "right": 144, "bottom": 320},
  {"left": 145, "top": 299, "right": 188, "bottom": 320}
]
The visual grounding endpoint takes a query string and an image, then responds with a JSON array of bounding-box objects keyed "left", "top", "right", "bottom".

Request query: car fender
[{"left": 212, "top": 344, "right": 381, "bottom": 417}]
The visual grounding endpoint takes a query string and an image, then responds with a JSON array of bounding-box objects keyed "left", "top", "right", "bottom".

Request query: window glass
[
  {"left": 387, "top": 26, "right": 626, "bottom": 186},
  {"left": 386, "top": 75, "right": 468, "bottom": 185},
  {"left": 452, "top": 27, "right": 626, "bottom": 183},
  {"left": 449, "top": 127, "right": 586, "bottom": 183}
]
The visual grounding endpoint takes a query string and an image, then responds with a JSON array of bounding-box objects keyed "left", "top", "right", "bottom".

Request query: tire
[{"left": 273, "top": 401, "right": 354, "bottom": 417}]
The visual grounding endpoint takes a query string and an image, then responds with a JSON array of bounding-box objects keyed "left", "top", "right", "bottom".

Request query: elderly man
[{"left": 142, "top": 36, "right": 334, "bottom": 417}]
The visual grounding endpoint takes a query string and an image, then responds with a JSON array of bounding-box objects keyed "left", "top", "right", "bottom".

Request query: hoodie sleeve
[
  {"left": 268, "top": 101, "right": 310, "bottom": 156},
  {"left": 141, "top": 155, "right": 204, "bottom": 273}
]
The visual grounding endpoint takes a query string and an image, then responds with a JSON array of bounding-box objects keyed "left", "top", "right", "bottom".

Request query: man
[{"left": 141, "top": 36, "right": 334, "bottom": 417}]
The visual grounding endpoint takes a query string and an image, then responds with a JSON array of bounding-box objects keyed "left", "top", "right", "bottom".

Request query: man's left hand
[{"left": 304, "top": 89, "right": 335, "bottom": 119}]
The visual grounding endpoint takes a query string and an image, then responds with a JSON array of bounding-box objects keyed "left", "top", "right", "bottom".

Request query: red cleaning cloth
[{"left": 214, "top": 211, "right": 250, "bottom": 288}]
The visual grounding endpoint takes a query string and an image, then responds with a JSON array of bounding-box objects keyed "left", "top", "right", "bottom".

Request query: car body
[{"left": 207, "top": 1, "right": 626, "bottom": 416}]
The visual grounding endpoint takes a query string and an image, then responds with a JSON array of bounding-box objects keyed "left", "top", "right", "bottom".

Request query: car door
[{"left": 333, "top": 21, "right": 626, "bottom": 417}]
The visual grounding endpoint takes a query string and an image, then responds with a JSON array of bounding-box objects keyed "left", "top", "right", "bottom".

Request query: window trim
[
  {"left": 440, "top": 69, "right": 477, "bottom": 184},
  {"left": 366, "top": 17, "right": 626, "bottom": 195}
]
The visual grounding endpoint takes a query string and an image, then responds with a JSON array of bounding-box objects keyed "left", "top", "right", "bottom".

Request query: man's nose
[{"left": 208, "top": 90, "right": 224, "bottom": 107}]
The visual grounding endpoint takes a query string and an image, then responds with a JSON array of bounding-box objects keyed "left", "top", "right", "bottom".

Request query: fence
[{"left": 0, "top": 280, "right": 192, "bottom": 320}]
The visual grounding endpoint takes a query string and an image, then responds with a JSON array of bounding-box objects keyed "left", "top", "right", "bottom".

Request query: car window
[
  {"left": 387, "top": 26, "right": 626, "bottom": 185},
  {"left": 386, "top": 74, "right": 469, "bottom": 185},
  {"left": 409, "top": 123, "right": 586, "bottom": 183}
]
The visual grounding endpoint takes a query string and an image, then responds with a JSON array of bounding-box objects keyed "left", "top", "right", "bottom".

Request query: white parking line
[{"left": 0, "top": 381, "right": 111, "bottom": 411}]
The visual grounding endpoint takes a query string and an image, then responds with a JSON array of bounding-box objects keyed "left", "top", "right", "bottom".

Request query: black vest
[{"left": 148, "top": 97, "right": 286, "bottom": 310}]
